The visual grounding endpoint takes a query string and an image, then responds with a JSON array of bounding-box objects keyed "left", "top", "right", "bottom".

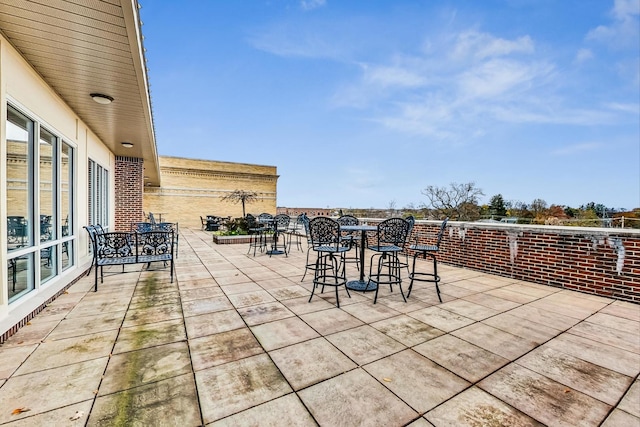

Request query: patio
[{"left": 0, "top": 227, "right": 638, "bottom": 426}]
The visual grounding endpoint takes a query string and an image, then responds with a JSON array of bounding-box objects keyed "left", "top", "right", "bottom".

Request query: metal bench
[{"left": 85, "top": 227, "right": 175, "bottom": 291}]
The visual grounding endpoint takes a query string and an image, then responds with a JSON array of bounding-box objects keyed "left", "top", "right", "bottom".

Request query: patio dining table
[
  {"left": 260, "top": 218, "right": 285, "bottom": 256},
  {"left": 341, "top": 224, "right": 377, "bottom": 291}
]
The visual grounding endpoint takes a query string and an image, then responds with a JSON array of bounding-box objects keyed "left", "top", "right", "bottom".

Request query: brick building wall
[
  {"left": 400, "top": 220, "right": 640, "bottom": 303},
  {"left": 114, "top": 156, "right": 144, "bottom": 231},
  {"left": 143, "top": 156, "right": 278, "bottom": 228}
]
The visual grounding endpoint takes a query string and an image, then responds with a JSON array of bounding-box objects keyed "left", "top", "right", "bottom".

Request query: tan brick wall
[{"left": 143, "top": 156, "right": 278, "bottom": 228}]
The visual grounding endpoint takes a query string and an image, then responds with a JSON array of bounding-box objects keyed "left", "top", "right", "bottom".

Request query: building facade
[{"left": 144, "top": 156, "right": 278, "bottom": 228}]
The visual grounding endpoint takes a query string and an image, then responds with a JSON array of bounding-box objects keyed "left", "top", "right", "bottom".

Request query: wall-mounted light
[
  {"left": 121, "top": 142, "right": 134, "bottom": 148},
  {"left": 90, "top": 93, "right": 114, "bottom": 104}
]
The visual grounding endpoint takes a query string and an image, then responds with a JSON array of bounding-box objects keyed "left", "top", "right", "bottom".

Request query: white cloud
[
  {"left": 300, "top": 0, "right": 326, "bottom": 11},
  {"left": 605, "top": 102, "right": 640, "bottom": 114},
  {"left": 551, "top": 142, "right": 601, "bottom": 156},
  {"left": 457, "top": 59, "right": 553, "bottom": 100},
  {"left": 574, "top": 48, "right": 594, "bottom": 63},
  {"left": 451, "top": 31, "right": 534, "bottom": 61},
  {"left": 364, "top": 65, "right": 426, "bottom": 88},
  {"left": 586, "top": 0, "right": 640, "bottom": 48}
]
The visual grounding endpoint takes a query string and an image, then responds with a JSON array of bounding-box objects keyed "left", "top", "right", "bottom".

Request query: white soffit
[{"left": 0, "top": 0, "right": 160, "bottom": 184}]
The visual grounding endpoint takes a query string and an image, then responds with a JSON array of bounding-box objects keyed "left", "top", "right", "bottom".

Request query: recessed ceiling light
[
  {"left": 90, "top": 93, "right": 114, "bottom": 104},
  {"left": 121, "top": 142, "right": 134, "bottom": 148}
]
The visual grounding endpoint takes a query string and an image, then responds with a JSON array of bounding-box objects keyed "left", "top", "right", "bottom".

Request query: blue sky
[{"left": 141, "top": 0, "right": 639, "bottom": 211}]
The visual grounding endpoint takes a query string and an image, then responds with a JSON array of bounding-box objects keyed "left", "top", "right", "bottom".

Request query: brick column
[{"left": 114, "top": 156, "right": 144, "bottom": 231}]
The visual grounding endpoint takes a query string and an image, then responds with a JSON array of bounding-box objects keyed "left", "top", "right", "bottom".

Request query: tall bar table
[{"left": 341, "top": 224, "right": 377, "bottom": 291}]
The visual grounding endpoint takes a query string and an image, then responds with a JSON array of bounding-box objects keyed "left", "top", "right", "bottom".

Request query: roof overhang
[{"left": 0, "top": 0, "right": 160, "bottom": 185}]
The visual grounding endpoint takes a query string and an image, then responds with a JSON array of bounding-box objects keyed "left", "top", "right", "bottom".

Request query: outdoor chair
[
  {"left": 337, "top": 214, "right": 360, "bottom": 271},
  {"left": 299, "top": 214, "right": 319, "bottom": 281},
  {"left": 366, "top": 217, "right": 411, "bottom": 303},
  {"left": 247, "top": 214, "right": 267, "bottom": 256},
  {"left": 132, "top": 222, "right": 153, "bottom": 233},
  {"left": 407, "top": 217, "right": 448, "bottom": 302},
  {"left": 155, "top": 222, "right": 179, "bottom": 258},
  {"left": 308, "top": 217, "right": 351, "bottom": 308},
  {"left": 270, "top": 214, "right": 291, "bottom": 257},
  {"left": 381, "top": 215, "right": 415, "bottom": 275},
  {"left": 286, "top": 213, "right": 307, "bottom": 253}
]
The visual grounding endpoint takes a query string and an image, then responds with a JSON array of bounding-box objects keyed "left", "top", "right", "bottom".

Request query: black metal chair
[
  {"left": 247, "top": 214, "right": 267, "bottom": 256},
  {"left": 155, "top": 222, "right": 179, "bottom": 258},
  {"left": 286, "top": 214, "right": 307, "bottom": 253},
  {"left": 407, "top": 218, "right": 449, "bottom": 302},
  {"left": 8, "top": 216, "right": 28, "bottom": 246},
  {"left": 308, "top": 217, "right": 351, "bottom": 308},
  {"left": 389, "top": 215, "right": 414, "bottom": 275},
  {"left": 132, "top": 222, "right": 153, "bottom": 233},
  {"left": 300, "top": 214, "right": 317, "bottom": 281},
  {"left": 366, "top": 217, "right": 411, "bottom": 303},
  {"left": 270, "top": 214, "right": 290, "bottom": 257},
  {"left": 336, "top": 215, "right": 360, "bottom": 270}
]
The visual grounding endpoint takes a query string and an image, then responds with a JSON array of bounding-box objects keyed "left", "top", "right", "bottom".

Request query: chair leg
[{"left": 432, "top": 253, "right": 442, "bottom": 303}]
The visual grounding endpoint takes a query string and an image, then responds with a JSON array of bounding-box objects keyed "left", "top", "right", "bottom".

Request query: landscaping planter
[{"left": 212, "top": 234, "right": 252, "bottom": 245}]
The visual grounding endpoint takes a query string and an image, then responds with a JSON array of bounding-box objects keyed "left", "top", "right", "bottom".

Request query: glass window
[
  {"left": 89, "top": 159, "right": 109, "bottom": 229},
  {"left": 61, "top": 142, "right": 73, "bottom": 271},
  {"left": 39, "top": 127, "right": 56, "bottom": 243},
  {"left": 6, "top": 104, "right": 76, "bottom": 300},
  {"left": 7, "top": 107, "right": 32, "bottom": 251},
  {"left": 8, "top": 254, "right": 34, "bottom": 302}
]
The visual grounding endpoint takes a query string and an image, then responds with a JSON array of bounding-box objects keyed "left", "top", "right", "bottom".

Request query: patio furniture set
[{"left": 247, "top": 213, "right": 448, "bottom": 308}]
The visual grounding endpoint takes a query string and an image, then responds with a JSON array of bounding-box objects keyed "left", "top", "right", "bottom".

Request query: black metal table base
[
  {"left": 267, "top": 249, "right": 285, "bottom": 256},
  {"left": 346, "top": 279, "right": 377, "bottom": 291}
]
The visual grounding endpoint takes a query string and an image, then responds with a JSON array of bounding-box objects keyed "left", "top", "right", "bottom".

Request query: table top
[{"left": 341, "top": 225, "right": 377, "bottom": 232}]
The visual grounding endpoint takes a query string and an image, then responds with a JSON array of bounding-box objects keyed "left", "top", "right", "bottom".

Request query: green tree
[
  {"left": 489, "top": 194, "right": 507, "bottom": 218},
  {"left": 220, "top": 190, "right": 258, "bottom": 217}
]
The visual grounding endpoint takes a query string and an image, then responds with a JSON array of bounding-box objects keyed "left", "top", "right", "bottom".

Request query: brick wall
[
  {"left": 114, "top": 156, "right": 144, "bottom": 231},
  {"left": 372, "top": 219, "right": 640, "bottom": 303}
]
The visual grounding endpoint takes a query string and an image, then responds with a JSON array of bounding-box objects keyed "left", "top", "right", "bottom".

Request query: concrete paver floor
[{"left": 1, "top": 228, "right": 639, "bottom": 426}]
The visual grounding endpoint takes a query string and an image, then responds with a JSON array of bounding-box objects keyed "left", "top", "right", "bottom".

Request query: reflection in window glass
[
  {"left": 61, "top": 142, "right": 72, "bottom": 237},
  {"left": 8, "top": 254, "right": 34, "bottom": 303},
  {"left": 7, "top": 106, "right": 32, "bottom": 251},
  {"left": 62, "top": 241, "right": 73, "bottom": 271},
  {"left": 39, "top": 127, "right": 56, "bottom": 242},
  {"left": 61, "top": 142, "right": 74, "bottom": 271},
  {"left": 41, "top": 247, "right": 56, "bottom": 284}
]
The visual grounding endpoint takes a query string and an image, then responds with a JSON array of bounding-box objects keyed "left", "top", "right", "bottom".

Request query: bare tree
[
  {"left": 421, "top": 182, "right": 484, "bottom": 221},
  {"left": 387, "top": 200, "right": 397, "bottom": 217},
  {"left": 221, "top": 190, "right": 258, "bottom": 217},
  {"left": 531, "top": 198, "right": 548, "bottom": 218}
]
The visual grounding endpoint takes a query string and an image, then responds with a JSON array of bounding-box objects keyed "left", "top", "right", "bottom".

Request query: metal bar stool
[
  {"left": 407, "top": 218, "right": 448, "bottom": 302},
  {"left": 366, "top": 217, "right": 411, "bottom": 303},
  {"left": 308, "top": 217, "right": 351, "bottom": 308},
  {"left": 337, "top": 215, "right": 361, "bottom": 271}
]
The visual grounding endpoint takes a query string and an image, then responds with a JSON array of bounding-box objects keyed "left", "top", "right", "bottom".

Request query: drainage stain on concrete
[{"left": 109, "top": 276, "right": 161, "bottom": 426}]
